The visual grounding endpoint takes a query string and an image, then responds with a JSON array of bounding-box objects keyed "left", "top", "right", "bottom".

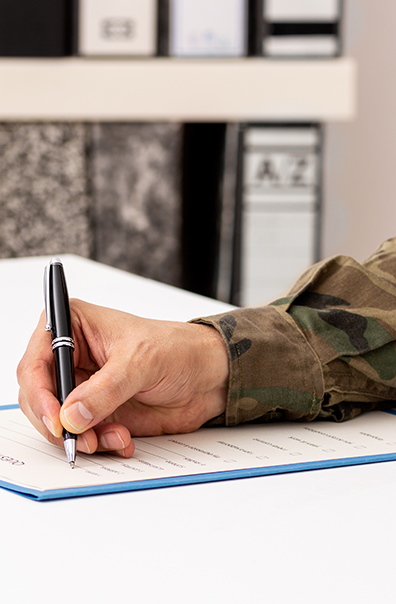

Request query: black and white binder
[
  {"left": 251, "top": 0, "right": 343, "bottom": 58},
  {"left": 232, "top": 123, "right": 322, "bottom": 307},
  {"left": 0, "top": 0, "right": 74, "bottom": 56},
  {"left": 168, "top": 0, "right": 247, "bottom": 57},
  {"left": 78, "top": 0, "right": 157, "bottom": 56}
]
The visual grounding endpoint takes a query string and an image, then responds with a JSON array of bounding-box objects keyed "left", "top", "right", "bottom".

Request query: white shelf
[{"left": 0, "top": 57, "right": 356, "bottom": 122}]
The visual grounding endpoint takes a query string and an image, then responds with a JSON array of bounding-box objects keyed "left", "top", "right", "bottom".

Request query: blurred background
[{"left": 0, "top": 0, "right": 394, "bottom": 306}]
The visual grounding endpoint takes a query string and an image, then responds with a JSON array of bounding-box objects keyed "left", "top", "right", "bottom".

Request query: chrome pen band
[{"left": 51, "top": 336, "right": 75, "bottom": 351}]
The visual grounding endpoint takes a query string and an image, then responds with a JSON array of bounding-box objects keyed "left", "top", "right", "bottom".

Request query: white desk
[{"left": 1, "top": 255, "right": 395, "bottom": 603}]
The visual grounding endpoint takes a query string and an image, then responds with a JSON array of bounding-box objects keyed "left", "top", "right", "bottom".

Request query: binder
[
  {"left": 168, "top": 0, "right": 247, "bottom": 57},
  {"left": 91, "top": 123, "right": 183, "bottom": 288},
  {"left": 3, "top": 405, "right": 396, "bottom": 501},
  {"left": 0, "top": 122, "right": 92, "bottom": 260},
  {"left": 216, "top": 124, "right": 240, "bottom": 303},
  {"left": 78, "top": 0, "right": 157, "bottom": 56},
  {"left": 181, "top": 123, "right": 227, "bottom": 299},
  {"left": 232, "top": 123, "right": 322, "bottom": 307},
  {"left": 251, "top": 0, "right": 343, "bottom": 58},
  {"left": 247, "top": 0, "right": 266, "bottom": 56},
  {"left": 0, "top": 0, "right": 74, "bottom": 57},
  {"left": 157, "top": 0, "right": 170, "bottom": 56}
]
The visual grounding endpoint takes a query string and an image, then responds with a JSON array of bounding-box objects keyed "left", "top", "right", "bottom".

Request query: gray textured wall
[{"left": 324, "top": 0, "right": 396, "bottom": 261}]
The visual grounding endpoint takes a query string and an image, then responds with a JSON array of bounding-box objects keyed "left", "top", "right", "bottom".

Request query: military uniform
[{"left": 193, "top": 237, "right": 396, "bottom": 425}]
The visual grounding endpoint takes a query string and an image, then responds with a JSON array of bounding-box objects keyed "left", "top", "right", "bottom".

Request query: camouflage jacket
[{"left": 193, "top": 238, "right": 396, "bottom": 425}]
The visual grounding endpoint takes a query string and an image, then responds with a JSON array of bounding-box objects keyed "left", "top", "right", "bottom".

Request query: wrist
[{"left": 189, "top": 322, "right": 229, "bottom": 420}]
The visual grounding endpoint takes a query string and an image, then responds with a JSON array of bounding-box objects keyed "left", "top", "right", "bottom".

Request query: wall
[{"left": 324, "top": 0, "right": 396, "bottom": 262}]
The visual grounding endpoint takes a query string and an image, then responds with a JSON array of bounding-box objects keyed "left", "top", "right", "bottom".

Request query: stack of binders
[
  {"left": 0, "top": 1, "right": 334, "bottom": 306},
  {"left": 78, "top": 0, "right": 248, "bottom": 58},
  {"left": 259, "top": 0, "right": 343, "bottom": 58},
  {"left": 231, "top": 124, "right": 322, "bottom": 307},
  {"left": 0, "top": 0, "right": 343, "bottom": 58}
]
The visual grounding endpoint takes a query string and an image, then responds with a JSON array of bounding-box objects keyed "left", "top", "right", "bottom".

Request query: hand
[{"left": 17, "top": 299, "right": 229, "bottom": 458}]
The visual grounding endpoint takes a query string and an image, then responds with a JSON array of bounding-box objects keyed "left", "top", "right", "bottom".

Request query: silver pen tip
[{"left": 69, "top": 461, "right": 75, "bottom": 469}]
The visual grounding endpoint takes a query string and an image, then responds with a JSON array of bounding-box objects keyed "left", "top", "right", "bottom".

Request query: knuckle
[
  {"left": 16, "top": 357, "right": 25, "bottom": 383},
  {"left": 18, "top": 391, "right": 27, "bottom": 413}
]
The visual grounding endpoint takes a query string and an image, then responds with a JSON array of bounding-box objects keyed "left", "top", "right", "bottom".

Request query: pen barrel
[
  {"left": 45, "top": 259, "right": 78, "bottom": 461},
  {"left": 50, "top": 263, "right": 72, "bottom": 337},
  {"left": 54, "top": 345, "right": 75, "bottom": 405}
]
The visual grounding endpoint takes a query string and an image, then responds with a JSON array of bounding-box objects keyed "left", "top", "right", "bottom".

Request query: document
[{"left": 1, "top": 405, "right": 396, "bottom": 500}]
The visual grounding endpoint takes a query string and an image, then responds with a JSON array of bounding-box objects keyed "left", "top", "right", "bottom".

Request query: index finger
[{"left": 17, "top": 311, "right": 64, "bottom": 438}]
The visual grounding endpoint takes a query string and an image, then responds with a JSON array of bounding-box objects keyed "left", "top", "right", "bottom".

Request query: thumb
[{"left": 60, "top": 358, "right": 144, "bottom": 434}]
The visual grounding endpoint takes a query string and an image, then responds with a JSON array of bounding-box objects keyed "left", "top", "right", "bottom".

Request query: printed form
[{"left": 1, "top": 407, "right": 396, "bottom": 500}]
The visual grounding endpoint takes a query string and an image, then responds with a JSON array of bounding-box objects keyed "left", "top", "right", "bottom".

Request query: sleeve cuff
[{"left": 191, "top": 306, "right": 325, "bottom": 426}]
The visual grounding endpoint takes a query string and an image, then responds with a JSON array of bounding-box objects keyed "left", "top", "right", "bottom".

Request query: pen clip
[{"left": 43, "top": 263, "right": 52, "bottom": 332}]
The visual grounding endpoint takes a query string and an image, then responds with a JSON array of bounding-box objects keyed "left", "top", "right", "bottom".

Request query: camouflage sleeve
[{"left": 191, "top": 237, "right": 396, "bottom": 425}]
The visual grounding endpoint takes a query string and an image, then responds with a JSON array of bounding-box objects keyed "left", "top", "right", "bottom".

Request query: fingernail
[
  {"left": 42, "top": 415, "right": 56, "bottom": 436},
  {"left": 77, "top": 434, "right": 91, "bottom": 454},
  {"left": 63, "top": 402, "right": 93, "bottom": 432},
  {"left": 100, "top": 431, "right": 125, "bottom": 450}
]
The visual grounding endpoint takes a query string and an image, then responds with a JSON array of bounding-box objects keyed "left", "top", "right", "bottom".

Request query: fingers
[
  {"left": 17, "top": 311, "right": 65, "bottom": 438},
  {"left": 19, "top": 389, "right": 134, "bottom": 458},
  {"left": 71, "top": 422, "right": 134, "bottom": 457},
  {"left": 18, "top": 355, "right": 136, "bottom": 457},
  {"left": 17, "top": 305, "right": 136, "bottom": 457},
  {"left": 89, "top": 423, "right": 135, "bottom": 457}
]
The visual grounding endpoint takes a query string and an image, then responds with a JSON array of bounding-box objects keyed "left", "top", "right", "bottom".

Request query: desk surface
[{"left": 1, "top": 255, "right": 395, "bottom": 604}]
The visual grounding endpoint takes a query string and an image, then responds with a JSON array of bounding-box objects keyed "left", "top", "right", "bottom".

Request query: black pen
[{"left": 44, "top": 258, "right": 77, "bottom": 468}]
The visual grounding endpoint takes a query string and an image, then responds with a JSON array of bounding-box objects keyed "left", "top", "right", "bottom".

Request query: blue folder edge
[{"left": 2, "top": 405, "right": 396, "bottom": 501}]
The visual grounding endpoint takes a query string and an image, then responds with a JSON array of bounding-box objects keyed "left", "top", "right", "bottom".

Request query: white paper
[{"left": 1, "top": 408, "right": 396, "bottom": 497}]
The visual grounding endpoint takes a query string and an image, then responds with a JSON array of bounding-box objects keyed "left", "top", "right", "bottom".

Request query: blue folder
[{"left": 1, "top": 405, "right": 396, "bottom": 501}]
